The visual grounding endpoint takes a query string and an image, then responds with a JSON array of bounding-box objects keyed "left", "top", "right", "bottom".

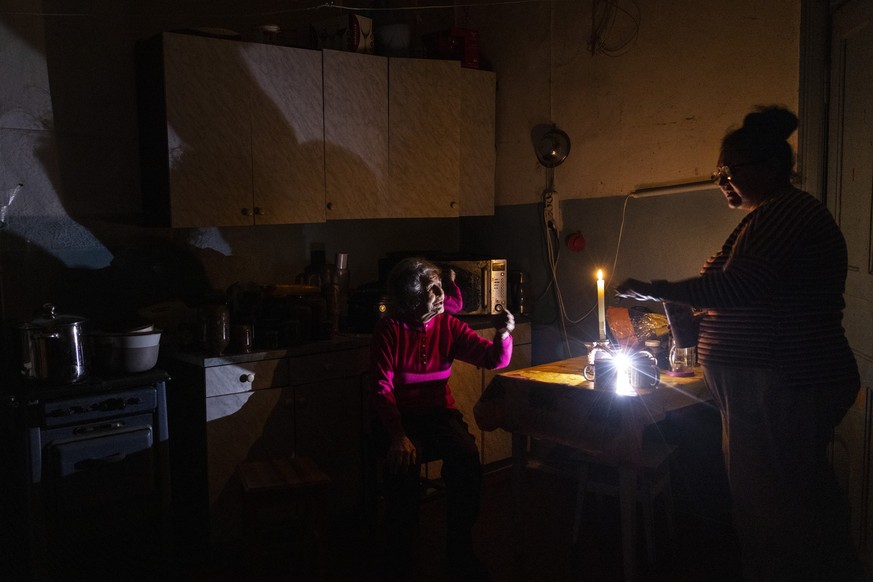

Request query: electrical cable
[
  {"left": 541, "top": 197, "right": 571, "bottom": 357},
  {"left": 539, "top": 191, "right": 633, "bottom": 354},
  {"left": 0, "top": 0, "right": 568, "bottom": 19},
  {"left": 589, "top": 0, "right": 640, "bottom": 57}
]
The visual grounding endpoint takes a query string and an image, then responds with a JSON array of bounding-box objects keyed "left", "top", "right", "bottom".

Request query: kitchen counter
[
  {"left": 168, "top": 314, "right": 524, "bottom": 368},
  {"left": 169, "top": 332, "right": 370, "bottom": 368}
]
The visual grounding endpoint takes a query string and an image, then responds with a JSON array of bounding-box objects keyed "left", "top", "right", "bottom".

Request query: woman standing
[{"left": 617, "top": 106, "right": 866, "bottom": 580}]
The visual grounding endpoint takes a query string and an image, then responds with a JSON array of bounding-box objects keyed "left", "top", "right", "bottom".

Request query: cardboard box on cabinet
[{"left": 312, "top": 15, "right": 374, "bottom": 53}]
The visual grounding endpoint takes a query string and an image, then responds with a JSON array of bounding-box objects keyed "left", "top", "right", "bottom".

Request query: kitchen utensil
[
  {"left": 668, "top": 343, "right": 696, "bottom": 377},
  {"left": 200, "top": 303, "right": 230, "bottom": 356},
  {"left": 231, "top": 323, "right": 253, "bottom": 353},
  {"left": 92, "top": 330, "right": 162, "bottom": 373},
  {"left": 20, "top": 303, "right": 90, "bottom": 383}
]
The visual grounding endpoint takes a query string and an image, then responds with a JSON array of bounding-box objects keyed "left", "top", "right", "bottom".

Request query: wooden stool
[
  {"left": 237, "top": 457, "right": 331, "bottom": 580},
  {"left": 572, "top": 442, "right": 677, "bottom": 569}
]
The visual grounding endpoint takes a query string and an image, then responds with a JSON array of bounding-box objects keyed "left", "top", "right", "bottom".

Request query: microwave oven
[{"left": 432, "top": 257, "right": 508, "bottom": 315}]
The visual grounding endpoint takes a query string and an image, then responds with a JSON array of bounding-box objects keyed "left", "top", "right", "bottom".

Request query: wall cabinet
[
  {"left": 138, "top": 35, "right": 496, "bottom": 226},
  {"left": 137, "top": 33, "right": 325, "bottom": 227},
  {"left": 324, "top": 50, "right": 495, "bottom": 219},
  {"left": 323, "top": 50, "right": 389, "bottom": 219},
  {"left": 387, "top": 57, "right": 461, "bottom": 218},
  {"left": 459, "top": 67, "right": 496, "bottom": 217}
]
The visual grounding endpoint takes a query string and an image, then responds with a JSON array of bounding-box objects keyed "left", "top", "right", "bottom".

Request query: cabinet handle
[
  {"left": 326, "top": 202, "right": 334, "bottom": 211},
  {"left": 240, "top": 373, "right": 255, "bottom": 383},
  {"left": 241, "top": 208, "right": 251, "bottom": 216},
  {"left": 254, "top": 207, "right": 264, "bottom": 215},
  {"left": 450, "top": 200, "right": 458, "bottom": 209}
]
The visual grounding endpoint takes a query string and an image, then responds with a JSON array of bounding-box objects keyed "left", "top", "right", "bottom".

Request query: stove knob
[{"left": 92, "top": 398, "right": 125, "bottom": 411}]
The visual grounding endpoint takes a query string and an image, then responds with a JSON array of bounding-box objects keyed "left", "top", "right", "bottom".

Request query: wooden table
[{"left": 474, "top": 355, "right": 710, "bottom": 581}]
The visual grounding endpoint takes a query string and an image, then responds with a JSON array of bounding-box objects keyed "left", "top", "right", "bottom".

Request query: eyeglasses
[{"left": 710, "top": 160, "right": 767, "bottom": 185}]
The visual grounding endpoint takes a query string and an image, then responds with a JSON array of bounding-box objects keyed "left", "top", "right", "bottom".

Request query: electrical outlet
[{"left": 543, "top": 191, "right": 563, "bottom": 232}]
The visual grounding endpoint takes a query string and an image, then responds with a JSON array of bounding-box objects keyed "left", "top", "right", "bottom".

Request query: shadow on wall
[{"left": 0, "top": 7, "right": 389, "bottom": 325}]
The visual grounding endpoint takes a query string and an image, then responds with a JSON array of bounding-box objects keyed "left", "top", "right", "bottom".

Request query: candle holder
[{"left": 582, "top": 339, "right": 613, "bottom": 381}]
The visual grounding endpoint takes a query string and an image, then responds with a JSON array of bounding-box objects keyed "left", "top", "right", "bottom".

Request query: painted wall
[
  {"left": 0, "top": 0, "right": 801, "bottom": 366},
  {"left": 462, "top": 0, "right": 801, "bottom": 205},
  {"left": 453, "top": 0, "right": 800, "bottom": 362}
]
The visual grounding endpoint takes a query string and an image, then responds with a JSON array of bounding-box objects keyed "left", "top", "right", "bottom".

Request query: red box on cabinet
[{"left": 422, "top": 27, "right": 480, "bottom": 69}]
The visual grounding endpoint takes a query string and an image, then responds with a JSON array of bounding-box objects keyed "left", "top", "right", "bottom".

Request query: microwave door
[{"left": 452, "top": 262, "right": 486, "bottom": 314}]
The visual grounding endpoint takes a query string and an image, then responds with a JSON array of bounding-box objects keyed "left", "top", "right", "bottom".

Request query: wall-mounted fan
[{"left": 532, "top": 124, "right": 571, "bottom": 168}]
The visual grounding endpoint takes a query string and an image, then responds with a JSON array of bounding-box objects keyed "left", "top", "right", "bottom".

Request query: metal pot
[{"left": 20, "top": 303, "right": 90, "bottom": 383}]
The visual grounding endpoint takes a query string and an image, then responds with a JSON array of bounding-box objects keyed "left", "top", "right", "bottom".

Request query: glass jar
[
  {"left": 200, "top": 304, "right": 230, "bottom": 356},
  {"left": 668, "top": 342, "right": 696, "bottom": 377}
]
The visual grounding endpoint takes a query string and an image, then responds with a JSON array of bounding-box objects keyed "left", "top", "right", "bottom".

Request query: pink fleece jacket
[{"left": 369, "top": 313, "right": 512, "bottom": 438}]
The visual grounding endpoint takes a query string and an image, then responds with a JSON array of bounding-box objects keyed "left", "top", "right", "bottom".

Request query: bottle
[
  {"left": 321, "top": 263, "right": 340, "bottom": 338},
  {"left": 510, "top": 271, "right": 528, "bottom": 314},
  {"left": 303, "top": 250, "right": 326, "bottom": 287},
  {"left": 335, "top": 252, "right": 350, "bottom": 318}
]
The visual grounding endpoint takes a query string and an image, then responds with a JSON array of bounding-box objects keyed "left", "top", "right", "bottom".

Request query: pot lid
[{"left": 24, "top": 303, "right": 88, "bottom": 328}]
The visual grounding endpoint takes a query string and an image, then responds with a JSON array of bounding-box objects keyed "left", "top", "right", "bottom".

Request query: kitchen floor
[{"left": 183, "top": 460, "right": 743, "bottom": 582}]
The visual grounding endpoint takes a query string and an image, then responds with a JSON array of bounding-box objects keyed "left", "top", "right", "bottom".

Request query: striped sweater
[
  {"left": 654, "top": 188, "right": 859, "bottom": 387},
  {"left": 370, "top": 313, "right": 513, "bottom": 438}
]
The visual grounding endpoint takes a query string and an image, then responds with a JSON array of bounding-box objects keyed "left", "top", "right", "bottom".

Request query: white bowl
[
  {"left": 101, "top": 330, "right": 162, "bottom": 348},
  {"left": 93, "top": 330, "right": 162, "bottom": 373}
]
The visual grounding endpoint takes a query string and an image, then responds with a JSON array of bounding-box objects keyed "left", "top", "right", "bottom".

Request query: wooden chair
[{"left": 237, "top": 457, "right": 331, "bottom": 580}]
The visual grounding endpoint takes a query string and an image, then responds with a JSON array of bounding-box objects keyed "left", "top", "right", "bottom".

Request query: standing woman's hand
[{"left": 614, "top": 279, "right": 662, "bottom": 302}]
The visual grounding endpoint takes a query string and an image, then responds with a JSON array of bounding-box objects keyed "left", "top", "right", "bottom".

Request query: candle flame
[{"left": 597, "top": 269, "right": 603, "bottom": 281}]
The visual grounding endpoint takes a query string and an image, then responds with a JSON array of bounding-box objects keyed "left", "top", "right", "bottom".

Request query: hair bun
[{"left": 742, "top": 105, "right": 798, "bottom": 143}]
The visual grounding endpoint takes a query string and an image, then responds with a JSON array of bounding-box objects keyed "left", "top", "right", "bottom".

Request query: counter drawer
[
  {"left": 288, "top": 347, "right": 369, "bottom": 385},
  {"left": 204, "top": 358, "right": 289, "bottom": 397}
]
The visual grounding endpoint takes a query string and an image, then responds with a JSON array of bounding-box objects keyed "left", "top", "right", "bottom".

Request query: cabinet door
[
  {"left": 388, "top": 57, "right": 461, "bottom": 217},
  {"left": 323, "top": 50, "right": 390, "bottom": 219},
  {"left": 459, "top": 68, "right": 496, "bottom": 216},
  {"left": 205, "top": 388, "right": 295, "bottom": 542},
  {"left": 163, "top": 33, "right": 253, "bottom": 227},
  {"left": 247, "top": 44, "right": 325, "bottom": 224},
  {"left": 294, "top": 377, "right": 365, "bottom": 514}
]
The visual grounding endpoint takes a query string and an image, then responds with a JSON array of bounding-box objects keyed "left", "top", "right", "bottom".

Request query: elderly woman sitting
[{"left": 369, "top": 257, "right": 514, "bottom": 581}]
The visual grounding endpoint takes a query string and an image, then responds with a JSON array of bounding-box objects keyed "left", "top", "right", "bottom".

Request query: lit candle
[{"left": 597, "top": 269, "right": 606, "bottom": 340}]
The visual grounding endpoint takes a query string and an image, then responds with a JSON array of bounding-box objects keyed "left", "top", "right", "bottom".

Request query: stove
[{"left": 6, "top": 370, "right": 171, "bottom": 579}]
